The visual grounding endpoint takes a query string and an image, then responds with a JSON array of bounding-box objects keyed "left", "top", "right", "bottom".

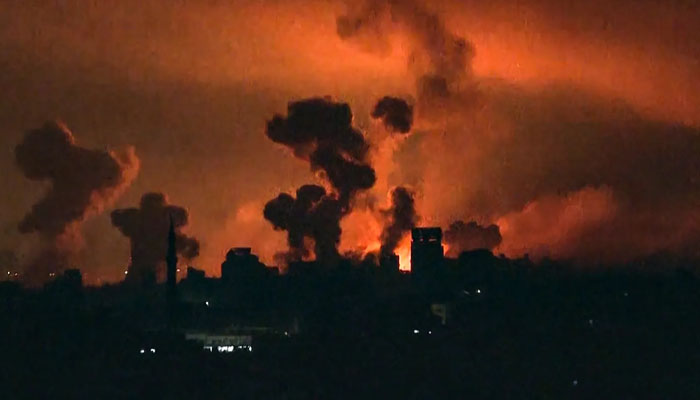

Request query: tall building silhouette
[{"left": 411, "top": 227, "right": 444, "bottom": 278}]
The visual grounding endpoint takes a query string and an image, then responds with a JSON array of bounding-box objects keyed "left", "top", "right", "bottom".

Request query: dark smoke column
[
  {"left": 264, "top": 185, "right": 345, "bottom": 264},
  {"left": 14, "top": 121, "right": 139, "bottom": 285},
  {"left": 111, "top": 193, "right": 199, "bottom": 285},
  {"left": 263, "top": 98, "right": 376, "bottom": 265},
  {"left": 380, "top": 186, "right": 418, "bottom": 258}
]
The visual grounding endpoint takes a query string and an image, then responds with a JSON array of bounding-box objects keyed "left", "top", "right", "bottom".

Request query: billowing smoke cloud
[
  {"left": 371, "top": 96, "right": 413, "bottom": 133},
  {"left": 14, "top": 121, "right": 139, "bottom": 284},
  {"left": 337, "top": 0, "right": 477, "bottom": 109},
  {"left": 266, "top": 97, "right": 376, "bottom": 205},
  {"left": 444, "top": 220, "right": 502, "bottom": 257},
  {"left": 339, "top": 1, "right": 700, "bottom": 266},
  {"left": 380, "top": 186, "right": 418, "bottom": 257},
  {"left": 413, "top": 81, "right": 700, "bottom": 264},
  {"left": 264, "top": 98, "right": 378, "bottom": 265},
  {"left": 111, "top": 192, "right": 199, "bottom": 283},
  {"left": 495, "top": 186, "right": 617, "bottom": 261},
  {"left": 494, "top": 185, "right": 700, "bottom": 263},
  {"left": 264, "top": 185, "right": 344, "bottom": 264}
]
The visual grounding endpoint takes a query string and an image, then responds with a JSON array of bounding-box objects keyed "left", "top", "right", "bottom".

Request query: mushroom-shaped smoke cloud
[
  {"left": 264, "top": 98, "right": 378, "bottom": 265},
  {"left": 15, "top": 121, "right": 139, "bottom": 285},
  {"left": 266, "top": 97, "right": 376, "bottom": 205},
  {"left": 111, "top": 192, "right": 199, "bottom": 284}
]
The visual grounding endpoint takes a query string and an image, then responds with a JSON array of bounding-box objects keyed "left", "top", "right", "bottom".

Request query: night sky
[{"left": 1, "top": 0, "right": 699, "bottom": 283}]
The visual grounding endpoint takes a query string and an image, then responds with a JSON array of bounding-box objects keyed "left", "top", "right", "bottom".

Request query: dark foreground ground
[
  {"left": 2, "top": 312, "right": 699, "bottom": 398},
  {"left": 2, "top": 326, "right": 699, "bottom": 399},
  {"left": 1, "top": 268, "right": 700, "bottom": 399}
]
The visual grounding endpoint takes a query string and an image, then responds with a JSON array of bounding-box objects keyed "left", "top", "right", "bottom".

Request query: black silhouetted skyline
[{"left": 2, "top": 2, "right": 700, "bottom": 396}]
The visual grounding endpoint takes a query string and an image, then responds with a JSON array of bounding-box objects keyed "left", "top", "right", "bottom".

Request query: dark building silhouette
[
  {"left": 186, "top": 266, "right": 206, "bottom": 281},
  {"left": 62, "top": 268, "right": 83, "bottom": 290},
  {"left": 221, "top": 248, "right": 267, "bottom": 283},
  {"left": 166, "top": 218, "right": 178, "bottom": 306},
  {"left": 411, "top": 228, "right": 444, "bottom": 277},
  {"left": 287, "top": 260, "right": 320, "bottom": 276},
  {"left": 43, "top": 268, "right": 84, "bottom": 305},
  {"left": 379, "top": 253, "right": 399, "bottom": 272}
]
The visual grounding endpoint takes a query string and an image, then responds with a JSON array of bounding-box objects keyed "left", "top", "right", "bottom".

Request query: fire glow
[{"left": 6, "top": 0, "right": 700, "bottom": 284}]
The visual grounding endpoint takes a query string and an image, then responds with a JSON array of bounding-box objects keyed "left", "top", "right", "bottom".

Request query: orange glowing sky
[{"left": 1, "top": 0, "right": 698, "bottom": 281}]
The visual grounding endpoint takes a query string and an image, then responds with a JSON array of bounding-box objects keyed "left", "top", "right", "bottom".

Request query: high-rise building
[{"left": 410, "top": 227, "right": 444, "bottom": 277}]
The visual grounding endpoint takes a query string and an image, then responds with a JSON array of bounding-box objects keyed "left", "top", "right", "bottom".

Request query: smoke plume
[
  {"left": 380, "top": 186, "right": 418, "bottom": 257},
  {"left": 371, "top": 96, "right": 414, "bottom": 133},
  {"left": 444, "top": 220, "right": 502, "bottom": 257},
  {"left": 264, "top": 184, "right": 344, "bottom": 264},
  {"left": 423, "top": 83, "right": 700, "bottom": 263},
  {"left": 336, "top": 1, "right": 700, "bottom": 266},
  {"left": 337, "top": 0, "right": 477, "bottom": 109},
  {"left": 266, "top": 97, "right": 376, "bottom": 205},
  {"left": 14, "top": 121, "right": 139, "bottom": 284},
  {"left": 264, "top": 98, "right": 378, "bottom": 265},
  {"left": 111, "top": 192, "right": 199, "bottom": 283}
]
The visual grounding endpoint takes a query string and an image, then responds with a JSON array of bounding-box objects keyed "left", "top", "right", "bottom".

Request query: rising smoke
[
  {"left": 380, "top": 186, "right": 418, "bottom": 257},
  {"left": 339, "top": 1, "right": 700, "bottom": 264},
  {"left": 266, "top": 97, "right": 375, "bottom": 205},
  {"left": 457, "top": 85, "right": 700, "bottom": 262},
  {"left": 111, "top": 192, "right": 199, "bottom": 283},
  {"left": 444, "top": 220, "right": 502, "bottom": 258},
  {"left": 337, "top": 0, "right": 478, "bottom": 111},
  {"left": 15, "top": 121, "right": 139, "bottom": 285},
  {"left": 371, "top": 96, "right": 414, "bottom": 133},
  {"left": 264, "top": 185, "right": 344, "bottom": 264},
  {"left": 263, "top": 98, "right": 377, "bottom": 265},
  {"left": 368, "top": 96, "right": 418, "bottom": 260}
]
